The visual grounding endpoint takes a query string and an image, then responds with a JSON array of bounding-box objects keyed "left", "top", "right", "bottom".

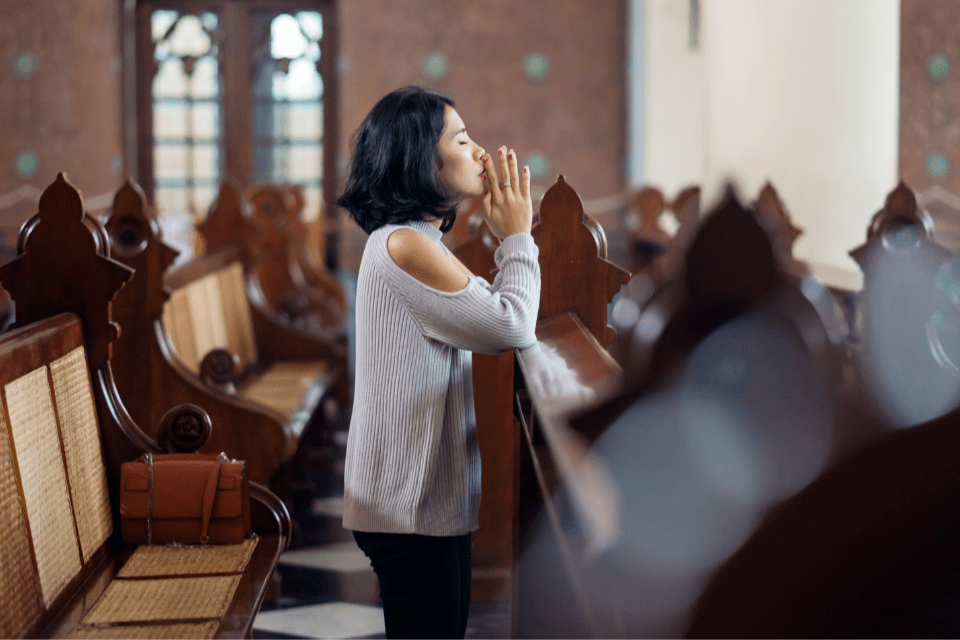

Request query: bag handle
[{"left": 199, "top": 453, "right": 225, "bottom": 544}]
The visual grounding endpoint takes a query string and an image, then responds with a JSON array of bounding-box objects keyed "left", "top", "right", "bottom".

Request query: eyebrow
[{"left": 450, "top": 126, "right": 466, "bottom": 137}]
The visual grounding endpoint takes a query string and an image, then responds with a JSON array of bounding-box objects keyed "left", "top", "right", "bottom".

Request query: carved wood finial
[
  {"left": 850, "top": 181, "right": 941, "bottom": 268},
  {"left": 685, "top": 186, "right": 780, "bottom": 307},
  {"left": 0, "top": 173, "right": 134, "bottom": 369},
  {"left": 866, "top": 180, "right": 931, "bottom": 241},
  {"left": 245, "top": 184, "right": 292, "bottom": 258},
  {"left": 196, "top": 180, "right": 259, "bottom": 256},
  {"left": 105, "top": 178, "right": 181, "bottom": 322},
  {"left": 754, "top": 182, "right": 803, "bottom": 244},
  {"left": 630, "top": 186, "right": 671, "bottom": 244},
  {"left": 534, "top": 175, "right": 631, "bottom": 344},
  {"left": 752, "top": 182, "right": 808, "bottom": 276}
]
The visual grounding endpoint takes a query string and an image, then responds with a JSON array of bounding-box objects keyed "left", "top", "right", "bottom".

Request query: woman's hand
[{"left": 481, "top": 146, "right": 533, "bottom": 239}]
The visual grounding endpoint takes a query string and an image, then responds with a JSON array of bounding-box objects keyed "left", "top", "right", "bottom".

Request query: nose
[{"left": 475, "top": 145, "right": 485, "bottom": 160}]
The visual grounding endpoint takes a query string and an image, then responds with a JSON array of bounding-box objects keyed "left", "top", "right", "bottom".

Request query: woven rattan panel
[
  {"left": 5, "top": 367, "right": 82, "bottom": 607},
  {"left": 189, "top": 273, "right": 229, "bottom": 369},
  {"left": 164, "top": 289, "right": 200, "bottom": 372},
  {"left": 217, "top": 263, "right": 257, "bottom": 369},
  {"left": 0, "top": 395, "right": 44, "bottom": 637},
  {"left": 50, "top": 346, "right": 113, "bottom": 562},
  {"left": 81, "top": 575, "right": 243, "bottom": 625},
  {"left": 69, "top": 621, "right": 219, "bottom": 639},
  {"left": 117, "top": 538, "right": 259, "bottom": 577}
]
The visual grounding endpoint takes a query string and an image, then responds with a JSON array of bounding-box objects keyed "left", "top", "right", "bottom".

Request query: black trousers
[{"left": 353, "top": 530, "right": 472, "bottom": 639}]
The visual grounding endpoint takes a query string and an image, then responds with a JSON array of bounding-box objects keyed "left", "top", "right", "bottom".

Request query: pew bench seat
[
  {"left": 0, "top": 313, "right": 289, "bottom": 639},
  {"left": 162, "top": 248, "right": 346, "bottom": 441}
]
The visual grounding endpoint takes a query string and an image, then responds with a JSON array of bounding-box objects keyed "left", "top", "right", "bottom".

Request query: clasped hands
[{"left": 480, "top": 146, "right": 533, "bottom": 239}]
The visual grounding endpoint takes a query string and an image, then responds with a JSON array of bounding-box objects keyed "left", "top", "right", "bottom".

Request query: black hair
[{"left": 336, "top": 86, "right": 459, "bottom": 234}]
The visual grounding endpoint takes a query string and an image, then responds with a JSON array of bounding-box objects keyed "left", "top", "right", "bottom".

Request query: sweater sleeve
[{"left": 379, "top": 233, "right": 541, "bottom": 354}]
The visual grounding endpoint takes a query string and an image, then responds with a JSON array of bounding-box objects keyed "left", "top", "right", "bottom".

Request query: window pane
[
  {"left": 271, "top": 14, "right": 308, "bottom": 59},
  {"left": 288, "top": 145, "right": 321, "bottom": 181},
  {"left": 289, "top": 104, "right": 321, "bottom": 140},
  {"left": 285, "top": 58, "right": 321, "bottom": 100},
  {"left": 297, "top": 12, "right": 323, "bottom": 44},
  {"left": 152, "top": 10, "right": 179, "bottom": 42},
  {"left": 155, "top": 144, "right": 188, "bottom": 179},
  {"left": 300, "top": 185, "right": 322, "bottom": 222},
  {"left": 154, "top": 102, "right": 187, "bottom": 139},
  {"left": 155, "top": 186, "right": 189, "bottom": 217},
  {"left": 190, "top": 56, "right": 219, "bottom": 99},
  {"left": 154, "top": 59, "right": 188, "bottom": 97},
  {"left": 193, "top": 185, "right": 218, "bottom": 216},
  {"left": 168, "top": 14, "right": 211, "bottom": 57},
  {"left": 193, "top": 145, "right": 219, "bottom": 180},
  {"left": 191, "top": 103, "right": 220, "bottom": 140}
]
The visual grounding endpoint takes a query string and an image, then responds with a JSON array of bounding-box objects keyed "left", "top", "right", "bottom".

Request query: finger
[
  {"left": 483, "top": 154, "right": 502, "bottom": 203},
  {"left": 497, "top": 146, "right": 510, "bottom": 189},
  {"left": 521, "top": 164, "right": 531, "bottom": 200},
  {"left": 507, "top": 149, "right": 520, "bottom": 193},
  {"left": 482, "top": 188, "right": 492, "bottom": 215}
]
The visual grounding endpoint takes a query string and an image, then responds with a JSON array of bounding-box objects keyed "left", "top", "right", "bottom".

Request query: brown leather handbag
[{"left": 119, "top": 452, "right": 251, "bottom": 545}]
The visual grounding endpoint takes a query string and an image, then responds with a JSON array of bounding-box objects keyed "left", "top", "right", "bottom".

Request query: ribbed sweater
[{"left": 343, "top": 220, "right": 541, "bottom": 536}]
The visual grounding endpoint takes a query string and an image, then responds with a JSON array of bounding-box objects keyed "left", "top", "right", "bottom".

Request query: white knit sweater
[{"left": 343, "top": 220, "right": 541, "bottom": 536}]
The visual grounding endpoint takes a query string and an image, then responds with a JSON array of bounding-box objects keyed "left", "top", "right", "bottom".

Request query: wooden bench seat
[
  {"left": 0, "top": 174, "right": 290, "bottom": 639},
  {"left": 162, "top": 245, "right": 346, "bottom": 429}
]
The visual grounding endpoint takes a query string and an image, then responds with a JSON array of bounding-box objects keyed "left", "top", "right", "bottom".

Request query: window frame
[{"left": 122, "top": 0, "right": 340, "bottom": 265}]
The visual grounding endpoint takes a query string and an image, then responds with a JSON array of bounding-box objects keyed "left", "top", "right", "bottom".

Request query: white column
[
  {"left": 641, "top": 0, "right": 706, "bottom": 195},
  {"left": 701, "top": 0, "right": 900, "bottom": 271},
  {"left": 628, "top": 0, "right": 646, "bottom": 189}
]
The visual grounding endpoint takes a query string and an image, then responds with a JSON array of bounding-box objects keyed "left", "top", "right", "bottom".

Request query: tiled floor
[{"left": 252, "top": 419, "right": 512, "bottom": 640}]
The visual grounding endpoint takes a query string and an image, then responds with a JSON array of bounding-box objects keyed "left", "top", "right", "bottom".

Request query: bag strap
[
  {"left": 199, "top": 453, "right": 225, "bottom": 544},
  {"left": 146, "top": 453, "right": 155, "bottom": 545}
]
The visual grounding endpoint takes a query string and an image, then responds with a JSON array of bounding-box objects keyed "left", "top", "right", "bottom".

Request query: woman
[{"left": 336, "top": 85, "right": 541, "bottom": 639}]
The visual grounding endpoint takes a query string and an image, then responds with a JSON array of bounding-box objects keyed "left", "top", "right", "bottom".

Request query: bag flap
[{"left": 119, "top": 458, "right": 243, "bottom": 519}]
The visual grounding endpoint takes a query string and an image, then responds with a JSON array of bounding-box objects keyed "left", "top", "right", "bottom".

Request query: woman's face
[{"left": 436, "top": 105, "right": 487, "bottom": 198}]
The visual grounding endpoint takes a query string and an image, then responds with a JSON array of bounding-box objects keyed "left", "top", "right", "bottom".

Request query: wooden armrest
[{"left": 515, "top": 312, "right": 623, "bottom": 556}]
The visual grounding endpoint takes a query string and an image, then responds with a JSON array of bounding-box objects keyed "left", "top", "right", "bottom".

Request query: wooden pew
[
  {"left": 848, "top": 180, "right": 960, "bottom": 429},
  {"left": 453, "top": 175, "right": 629, "bottom": 633},
  {"left": 259, "top": 182, "right": 347, "bottom": 308},
  {"left": 624, "top": 182, "right": 858, "bottom": 349},
  {"left": 627, "top": 184, "right": 700, "bottom": 269},
  {"left": 451, "top": 214, "right": 519, "bottom": 603},
  {"left": 105, "top": 180, "right": 300, "bottom": 488},
  {"left": 523, "top": 179, "right": 960, "bottom": 638},
  {"left": 106, "top": 180, "right": 349, "bottom": 489},
  {"left": 0, "top": 173, "right": 290, "bottom": 638},
  {"left": 510, "top": 183, "right": 851, "bottom": 638},
  {"left": 686, "top": 184, "right": 960, "bottom": 638},
  {"left": 198, "top": 181, "right": 346, "bottom": 332}
]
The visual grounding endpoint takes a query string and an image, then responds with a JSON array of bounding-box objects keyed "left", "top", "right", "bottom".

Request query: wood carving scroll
[
  {"left": 158, "top": 403, "right": 212, "bottom": 453},
  {"left": 0, "top": 173, "right": 133, "bottom": 370},
  {"left": 277, "top": 184, "right": 347, "bottom": 306},
  {"left": 628, "top": 184, "right": 700, "bottom": 267},
  {"left": 534, "top": 175, "right": 631, "bottom": 345},
  {"left": 195, "top": 180, "right": 260, "bottom": 258},
  {"left": 752, "top": 182, "right": 808, "bottom": 276},
  {"left": 863, "top": 180, "right": 934, "bottom": 242}
]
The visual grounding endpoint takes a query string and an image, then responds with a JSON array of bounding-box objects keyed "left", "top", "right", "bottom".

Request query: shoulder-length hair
[{"left": 336, "top": 86, "right": 458, "bottom": 234}]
